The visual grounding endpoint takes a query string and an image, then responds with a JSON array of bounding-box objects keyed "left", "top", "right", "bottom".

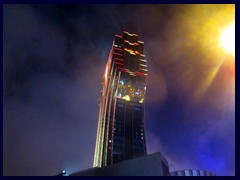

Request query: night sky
[{"left": 3, "top": 4, "right": 235, "bottom": 176}]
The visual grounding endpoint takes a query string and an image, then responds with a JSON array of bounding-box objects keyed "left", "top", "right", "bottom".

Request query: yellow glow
[
  {"left": 193, "top": 66, "right": 219, "bottom": 102},
  {"left": 219, "top": 22, "right": 235, "bottom": 54},
  {"left": 139, "top": 98, "right": 144, "bottom": 103},
  {"left": 125, "top": 48, "right": 136, "bottom": 55},
  {"left": 169, "top": 5, "right": 235, "bottom": 106},
  {"left": 122, "top": 95, "right": 130, "bottom": 101}
]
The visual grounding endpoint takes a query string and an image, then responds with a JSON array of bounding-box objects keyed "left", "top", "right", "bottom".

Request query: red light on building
[
  {"left": 94, "top": 32, "right": 147, "bottom": 168},
  {"left": 115, "top": 34, "right": 122, "bottom": 38}
]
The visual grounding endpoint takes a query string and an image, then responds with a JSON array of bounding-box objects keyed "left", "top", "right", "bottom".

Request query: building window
[
  {"left": 177, "top": 171, "right": 184, "bottom": 176},
  {"left": 185, "top": 170, "right": 190, "bottom": 176},
  {"left": 192, "top": 170, "right": 198, "bottom": 176},
  {"left": 199, "top": 170, "right": 205, "bottom": 176}
]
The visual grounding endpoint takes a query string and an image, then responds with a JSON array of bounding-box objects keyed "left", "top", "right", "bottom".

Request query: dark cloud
[{"left": 3, "top": 4, "right": 234, "bottom": 176}]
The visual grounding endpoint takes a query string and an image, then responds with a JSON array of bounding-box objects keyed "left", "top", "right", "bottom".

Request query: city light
[
  {"left": 219, "top": 22, "right": 235, "bottom": 55},
  {"left": 119, "top": 80, "right": 124, "bottom": 85},
  {"left": 122, "top": 95, "right": 130, "bottom": 101}
]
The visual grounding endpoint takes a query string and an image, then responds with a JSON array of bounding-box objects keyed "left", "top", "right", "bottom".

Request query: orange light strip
[
  {"left": 124, "top": 48, "right": 136, "bottom": 55},
  {"left": 115, "top": 34, "right": 122, "bottom": 38},
  {"left": 113, "top": 52, "right": 123, "bottom": 56},
  {"left": 139, "top": 68, "right": 148, "bottom": 72},
  {"left": 135, "top": 71, "right": 146, "bottom": 76},
  {"left": 114, "top": 47, "right": 123, "bottom": 51},
  {"left": 124, "top": 31, "right": 133, "bottom": 36},
  {"left": 114, "top": 62, "right": 124, "bottom": 66},
  {"left": 114, "top": 57, "right": 124, "bottom": 61},
  {"left": 135, "top": 51, "right": 140, "bottom": 55},
  {"left": 117, "top": 67, "right": 146, "bottom": 76},
  {"left": 117, "top": 67, "right": 129, "bottom": 73},
  {"left": 124, "top": 40, "right": 135, "bottom": 46},
  {"left": 140, "top": 64, "right": 147, "bottom": 67},
  {"left": 140, "top": 59, "right": 147, "bottom": 62}
]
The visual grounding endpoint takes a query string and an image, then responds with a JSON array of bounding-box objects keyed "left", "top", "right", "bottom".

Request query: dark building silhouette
[
  {"left": 70, "top": 152, "right": 169, "bottom": 176},
  {"left": 94, "top": 31, "right": 148, "bottom": 167}
]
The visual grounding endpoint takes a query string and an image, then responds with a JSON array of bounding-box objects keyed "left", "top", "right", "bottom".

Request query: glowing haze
[{"left": 219, "top": 22, "right": 235, "bottom": 55}]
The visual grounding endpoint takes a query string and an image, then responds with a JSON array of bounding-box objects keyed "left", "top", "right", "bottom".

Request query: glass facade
[
  {"left": 93, "top": 32, "right": 147, "bottom": 167},
  {"left": 170, "top": 170, "right": 216, "bottom": 176}
]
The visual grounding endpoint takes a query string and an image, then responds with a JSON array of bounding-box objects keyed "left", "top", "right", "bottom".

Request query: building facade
[
  {"left": 72, "top": 153, "right": 169, "bottom": 176},
  {"left": 93, "top": 31, "right": 148, "bottom": 167},
  {"left": 169, "top": 170, "right": 216, "bottom": 176}
]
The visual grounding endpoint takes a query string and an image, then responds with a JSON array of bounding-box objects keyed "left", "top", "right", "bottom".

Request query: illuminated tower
[{"left": 93, "top": 31, "right": 148, "bottom": 167}]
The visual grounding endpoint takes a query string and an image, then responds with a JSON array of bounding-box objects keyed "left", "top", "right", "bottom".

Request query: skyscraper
[
  {"left": 93, "top": 31, "right": 148, "bottom": 167},
  {"left": 58, "top": 32, "right": 215, "bottom": 177}
]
